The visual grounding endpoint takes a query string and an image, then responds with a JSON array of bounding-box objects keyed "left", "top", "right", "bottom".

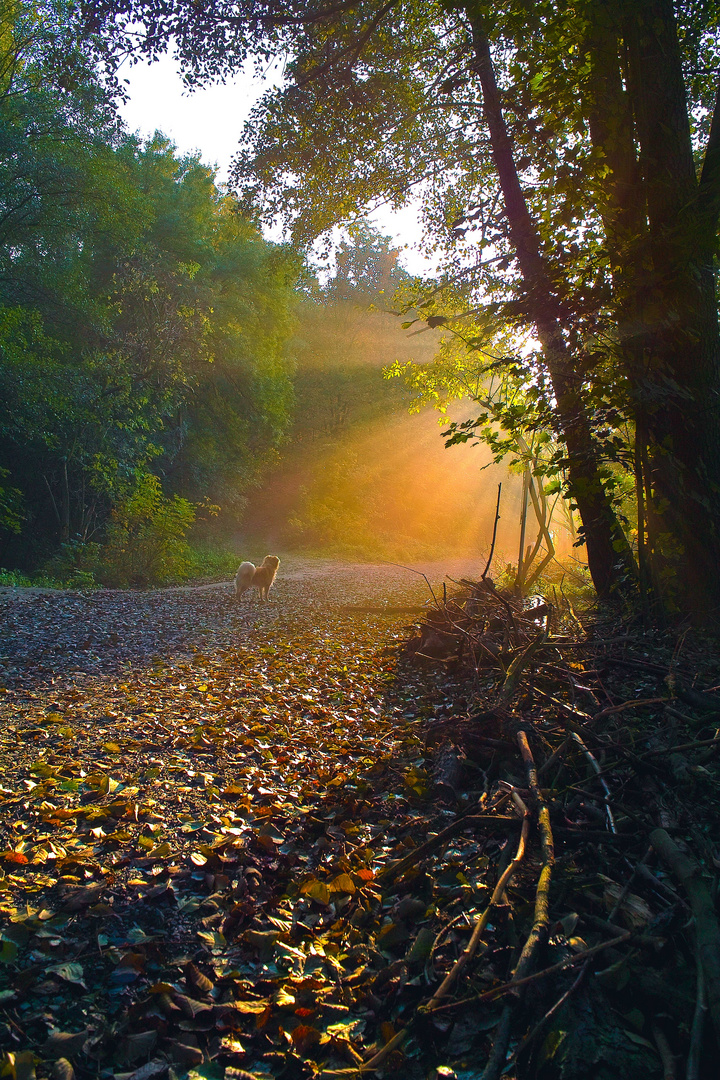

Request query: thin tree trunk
[
  {"left": 60, "top": 457, "right": 70, "bottom": 543},
  {"left": 469, "top": 19, "right": 635, "bottom": 598},
  {"left": 515, "top": 468, "right": 529, "bottom": 592}
]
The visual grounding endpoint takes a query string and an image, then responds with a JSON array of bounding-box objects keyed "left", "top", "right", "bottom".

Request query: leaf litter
[{"left": 1, "top": 559, "right": 720, "bottom": 1079}]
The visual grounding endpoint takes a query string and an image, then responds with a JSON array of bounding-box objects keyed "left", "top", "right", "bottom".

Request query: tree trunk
[
  {"left": 470, "top": 19, "right": 636, "bottom": 598},
  {"left": 622, "top": 0, "right": 720, "bottom": 616},
  {"left": 60, "top": 457, "right": 70, "bottom": 543}
]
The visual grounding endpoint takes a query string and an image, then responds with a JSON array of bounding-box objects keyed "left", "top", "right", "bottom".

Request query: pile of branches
[
  {"left": 406, "top": 574, "right": 551, "bottom": 676},
  {"left": 396, "top": 578, "right": 720, "bottom": 1078}
]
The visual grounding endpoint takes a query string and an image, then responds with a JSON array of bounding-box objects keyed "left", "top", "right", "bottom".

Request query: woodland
[{"left": 3, "top": 2, "right": 720, "bottom": 1080}]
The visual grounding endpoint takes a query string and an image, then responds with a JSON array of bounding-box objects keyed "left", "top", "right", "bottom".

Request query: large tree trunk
[
  {"left": 622, "top": 0, "right": 720, "bottom": 616},
  {"left": 470, "top": 19, "right": 635, "bottom": 598}
]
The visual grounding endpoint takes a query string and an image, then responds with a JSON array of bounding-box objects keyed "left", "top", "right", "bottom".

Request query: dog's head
[{"left": 262, "top": 555, "right": 280, "bottom": 571}]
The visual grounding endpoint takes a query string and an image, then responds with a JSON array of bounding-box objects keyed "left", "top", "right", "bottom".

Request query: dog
[{"left": 234, "top": 555, "right": 280, "bottom": 601}]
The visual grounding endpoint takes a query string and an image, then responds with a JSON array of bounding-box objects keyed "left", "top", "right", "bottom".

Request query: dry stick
[
  {"left": 570, "top": 731, "right": 616, "bottom": 834},
  {"left": 317, "top": 1026, "right": 410, "bottom": 1080},
  {"left": 386, "top": 562, "right": 443, "bottom": 611},
  {"left": 650, "top": 828, "right": 720, "bottom": 1046},
  {"left": 568, "top": 733, "right": 720, "bottom": 786},
  {"left": 375, "top": 814, "right": 517, "bottom": 885},
  {"left": 606, "top": 846, "right": 653, "bottom": 925},
  {"left": 482, "top": 482, "right": 502, "bottom": 580},
  {"left": 532, "top": 684, "right": 593, "bottom": 727},
  {"left": 498, "top": 629, "right": 548, "bottom": 704},
  {"left": 565, "top": 784, "right": 648, "bottom": 829},
  {"left": 645, "top": 734, "right": 720, "bottom": 757},
  {"left": 537, "top": 734, "right": 571, "bottom": 779},
  {"left": 686, "top": 961, "right": 707, "bottom": 1080},
  {"left": 652, "top": 1023, "right": 677, "bottom": 1080},
  {"left": 471, "top": 577, "right": 521, "bottom": 645},
  {"left": 425, "top": 791, "right": 530, "bottom": 1010},
  {"left": 593, "top": 697, "right": 668, "bottom": 721},
  {"left": 508, "top": 963, "right": 589, "bottom": 1066},
  {"left": 480, "top": 733, "right": 555, "bottom": 1080},
  {"left": 428, "top": 931, "right": 631, "bottom": 1013}
]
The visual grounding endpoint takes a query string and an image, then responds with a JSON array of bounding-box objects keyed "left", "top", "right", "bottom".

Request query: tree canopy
[
  {"left": 85, "top": 0, "right": 720, "bottom": 618},
  {"left": 0, "top": 1, "right": 301, "bottom": 578}
]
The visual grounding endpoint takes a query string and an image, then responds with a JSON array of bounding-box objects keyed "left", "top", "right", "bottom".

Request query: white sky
[{"left": 117, "top": 56, "right": 435, "bottom": 276}]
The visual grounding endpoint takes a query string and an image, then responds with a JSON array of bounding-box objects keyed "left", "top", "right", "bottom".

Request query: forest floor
[{"left": 1, "top": 558, "right": 720, "bottom": 1080}]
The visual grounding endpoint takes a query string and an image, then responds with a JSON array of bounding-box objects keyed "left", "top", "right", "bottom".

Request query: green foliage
[
  {"left": 182, "top": 542, "right": 239, "bottom": 582},
  {"left": 0, "top": 2, "right": 300, "bottom": 574},
  {"left": 0, "top": 467, "right": 23, "bottom": 538},
  {"left": 0, "top": 567, "right": 60, "bottom": 588},
  {"left": 93, "top": 475, "right": 196, "bottom": 587}
]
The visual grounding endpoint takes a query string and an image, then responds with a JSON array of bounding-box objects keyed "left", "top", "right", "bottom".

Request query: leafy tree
[
  {"left": 0, "top": 2, "right": 300, "bottom": 572},
  {"left": 86, "top": 0, "right": 720, "bottom": 617}
]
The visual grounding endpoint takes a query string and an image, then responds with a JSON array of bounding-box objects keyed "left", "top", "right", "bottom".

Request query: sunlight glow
[{"left": 117, "top": 56, "right": 434, "bottom": 275}]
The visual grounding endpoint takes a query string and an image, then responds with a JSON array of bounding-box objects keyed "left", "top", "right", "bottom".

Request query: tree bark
[
  {"left": 469, "top": 18, "right": 635, "bottom": 598},
  {"left": 621, "top": 0, "right": 720, "bottom": 615}
]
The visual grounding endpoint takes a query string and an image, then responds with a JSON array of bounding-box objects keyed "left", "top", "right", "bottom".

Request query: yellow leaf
[
  {"left": 300, "top": 879, "right": 331, "bottom": 905},
  {"left": 149, "top": 842, "right": 171, "bottom": 858},
  {"left": 329, "top": 873, "right": 356, "bottom": 896}
]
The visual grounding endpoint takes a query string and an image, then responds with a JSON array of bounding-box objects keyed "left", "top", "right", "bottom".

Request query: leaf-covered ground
[
  {"left": 2, "top": 559, "right": 720, "bottom": 1080},
  {"left": 0, "top": 559, "right": 486, "bottom": 1080}
]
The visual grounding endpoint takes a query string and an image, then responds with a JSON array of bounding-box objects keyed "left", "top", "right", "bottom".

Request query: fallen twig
[
  {"left": 652, "top": 1022, "right": 676, "bottom": 1080},
  {"left": 481, "top": 732, "right": 555, "bottom": 1080},
  {"left": 570, "top": 732, "right": 616, "bottom": 833},
  {"left": 686, "top": 959, "right": 706, "bottom": 1080},
  {"left": 428, "top": 931, "right": 632, "bottom": 1013},
  {"left": 424, "top": 790, "right": 530, "bottom": 1009},
  {"left": 497, "top": 630, "right": 548, "bottom": 704},
  {"left": 509, "top": 963, "right": 589, "bottom": 1066},
  {"left": 532, "top": 685, "right": 592, "bottom": 726},
  {"left": 375, "top": 813, "right": 517, "bottom": 884},
  {"left": 481, "top": 483, "right": 502, "bottom": 580},
  {"left": 650, "top": 828, "right": 720, "bottom": 1046},
  {"left": 593, "top": 696, "right": 668, "bottom": 721}
]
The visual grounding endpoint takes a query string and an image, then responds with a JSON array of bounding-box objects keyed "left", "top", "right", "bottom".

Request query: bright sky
[{"left": 118, "top": 56, "right": 434, "bottom": 276}]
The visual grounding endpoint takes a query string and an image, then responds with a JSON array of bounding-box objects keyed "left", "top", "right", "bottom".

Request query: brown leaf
[
  {"left": 184, "top": 961, "right": 214, "bottom": 996},
  {"left": 221, "top": 785, "right": 246, "bottom": 801},
  {"left": 60, "top": 885, "right": 104, "bottom": 911},
  {"left": 116, "top": 1030, "right": 158, "bottom": 1065},
  {"left": 173, "top": 993, "right": 214, "bottom": 1020},
  {"left": 14, "top": 1052, "right": 36, "bottom": 1080},
  {"left": 329, "top": 873, "right": 356, "bottom": 895},
  {"left": 168, "top": 1041, "right": 203, "bottom": 1066},
  {"left": 50, "top": 1060, "right": 75, "bottom": 1080},
  {"left": 42, "top": 1030, "right": 88, "bottom": 1059},
  {"left": 291, "top": 1024, "right": 322, "bottom": 1055},
  {"left": 1, "top": 851, "right": 29, "bottom": 865}
]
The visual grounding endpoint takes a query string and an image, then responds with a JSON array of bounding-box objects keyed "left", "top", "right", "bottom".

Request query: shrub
[{"left": 93, "top": 475, "right": 196, "bottom": 586}]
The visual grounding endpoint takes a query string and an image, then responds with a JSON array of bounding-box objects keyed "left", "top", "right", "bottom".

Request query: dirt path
[
  {"left": 0, "top": 558, "right": 478, "bottom": 1079},
  {"left": 0, "top": 556, "right": 483, "bottom": 689}
]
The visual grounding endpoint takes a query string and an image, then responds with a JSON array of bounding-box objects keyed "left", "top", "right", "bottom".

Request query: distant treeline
[{"left": 0, "top": 3, "right": 421, "bottom": 584}]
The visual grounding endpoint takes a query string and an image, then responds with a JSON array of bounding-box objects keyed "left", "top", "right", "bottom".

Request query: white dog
[{"left": 234, "top": 555, "right": 280, "bottom": 602}]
